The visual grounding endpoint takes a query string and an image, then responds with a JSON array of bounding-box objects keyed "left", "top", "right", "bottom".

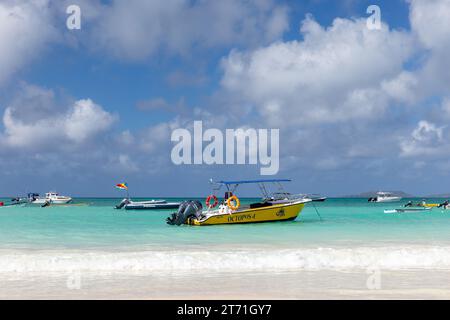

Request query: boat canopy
[
  {"left": 218, "top": 179, "right": 291, "bottom": 185},
  {"left": 377, "top": 192, "right": 394, "bottom": 196},
  {"left": 212, "top": 179, "right": 292, "bottom": 199}
]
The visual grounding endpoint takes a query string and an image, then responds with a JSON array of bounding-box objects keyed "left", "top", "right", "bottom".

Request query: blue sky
[{"left": 1, "top": 0, "right": 450, "bottom": 197}]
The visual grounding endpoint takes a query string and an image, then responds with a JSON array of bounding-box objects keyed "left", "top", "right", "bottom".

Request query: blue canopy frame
[
  {"left": 211, "top": 179, "right": 292, "bottom": 198},
  {"left": 218, "top": 179, "right": 291, "bottom": 185}
]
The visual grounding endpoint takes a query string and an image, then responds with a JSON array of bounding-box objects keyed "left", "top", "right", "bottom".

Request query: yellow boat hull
[{"left": 187, "top": 202, "right": 306, "bottom": 226}]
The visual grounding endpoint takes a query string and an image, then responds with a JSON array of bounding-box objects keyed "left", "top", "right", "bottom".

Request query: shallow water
[
  {"left": 2, "top": 198, "right": 450, "bottom": 250},
  {"left": 1, "top": 197, "right": 450, "bottom": 298}
]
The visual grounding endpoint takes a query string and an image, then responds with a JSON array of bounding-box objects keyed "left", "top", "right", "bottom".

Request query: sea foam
[{"left": 2, "top": 246, "right": 450, "bottom": 274}]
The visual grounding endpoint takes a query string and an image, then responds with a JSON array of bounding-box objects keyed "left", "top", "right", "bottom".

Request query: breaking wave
[{"left": 2, "top": 246, "right": 450, "bottom": 273}]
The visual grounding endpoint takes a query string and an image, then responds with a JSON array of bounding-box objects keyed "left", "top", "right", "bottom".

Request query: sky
[{"left": 1, "top": 0, "right": 450, "bottom": 197}]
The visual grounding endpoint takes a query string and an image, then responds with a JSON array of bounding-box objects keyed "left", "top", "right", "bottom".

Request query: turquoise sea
[{"left": 1, "top": 197, "right": 450, "bottom": 275}]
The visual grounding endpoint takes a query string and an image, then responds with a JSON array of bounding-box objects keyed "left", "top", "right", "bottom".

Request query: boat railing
[{"left": 264, "top": 193, "right": 309, "bottom": 202}]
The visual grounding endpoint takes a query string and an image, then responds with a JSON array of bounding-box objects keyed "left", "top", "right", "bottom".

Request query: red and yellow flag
[{"left": 115, "top": 183, "right": 128, "bottom": 190}]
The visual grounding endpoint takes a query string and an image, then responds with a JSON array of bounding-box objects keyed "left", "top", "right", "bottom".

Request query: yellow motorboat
[{"left": 167, "top": 179, "right": 311, "bottom": 226}]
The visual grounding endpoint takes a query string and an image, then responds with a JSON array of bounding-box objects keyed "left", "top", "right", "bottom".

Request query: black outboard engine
[
  {"left": 115, "top": 198, "right": 130, "bottom": 209},
  {"left": 41, "top": 201, "right": 51, "bottom": 208},
  {"left": 28, "top": 193, "right": 39, "bottom": 202},
  {"left": 438, "top": 200, "right": 449, "bottom": 208},
  {"left": 167, "top": 200, "right": 203, "bottom": 225},
  {"left": 11, "top": 197, "right": 20, "bottom": 203}
]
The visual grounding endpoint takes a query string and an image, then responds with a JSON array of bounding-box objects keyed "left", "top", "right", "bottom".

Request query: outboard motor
[
  {"left": 115, "top": 198, "right": 130, "bottom": 209},
  {"left": 28, "top": 193, "right": 39, "bottom": 202},
  {"left": 438, "top": 200, "right": 449, "bottom": 208},
  {"left": 167, "top": 200, "right": 203, "bottom": 225},
  {"left": 41, "top": 200, "right": 51, "bottom": 208}
]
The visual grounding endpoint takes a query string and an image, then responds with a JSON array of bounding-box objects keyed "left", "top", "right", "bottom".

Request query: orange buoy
[{"left": 226, "top": 195, "right": 240, "bottom": 211}]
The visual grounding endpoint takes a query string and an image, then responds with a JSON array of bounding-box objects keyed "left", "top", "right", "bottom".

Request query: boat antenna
[
  {"left": 311, "top": 201, "right": 323, "bottom": 222},
  {"left": 209, "top": 179, "right": 222, "bottom": 193}
]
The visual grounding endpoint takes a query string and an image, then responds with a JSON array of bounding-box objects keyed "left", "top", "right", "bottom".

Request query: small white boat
[
  {"left": 115, "top": 198, "right": 180, "bottom": 210},
  {"left": 304, "top": 194, "right": 327, "bottom": 202},
  {"left": 0, "top": 198, "right": 27, "bottom": 208},
  {"left": 369, "top": 192, "right": 402, "bottom": 203},
  {"left": 29, "top": 192, "right": 72, "bottom": 205},
  {"left": 384, "top": 207, "right": 431, "bottom": 214}
]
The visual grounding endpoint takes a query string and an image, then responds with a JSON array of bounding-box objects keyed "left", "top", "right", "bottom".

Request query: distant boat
[
  {"left": 307, "top": 194, "right": 327, "bottom": 202},
  {"left": 29, "top": 192, "right": 72, "bottom": 205},
  {"left": 269, "top": 192, "right": 327, "bottom": 203},
  {"left": 115, "top": 198, "right": 181, "bottom": 210},
  {"left": 0, "top": 197, "right": 27, "bottom": 208},
  {"left": 368, "top": 192, "right": 402, "bottom": 203},
  {"left": 384, "top": 207, "right": 431, "bottom": 213}
]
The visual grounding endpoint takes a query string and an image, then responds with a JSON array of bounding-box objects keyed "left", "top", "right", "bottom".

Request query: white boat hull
[
  {"left": 115, "top": 198, "right": 180, "bottom": 210},
  {"left": 385, "top": 207, "right": 431, "bottom": 213},
  {"left": 375, "top": 197, "right": 402, "bottom": 202},
  {"left": 32, "top": 197, "right": 72, "bottom": 205},
  {"left": 125, "top": 201, "right": 180, "bottom": 210}
]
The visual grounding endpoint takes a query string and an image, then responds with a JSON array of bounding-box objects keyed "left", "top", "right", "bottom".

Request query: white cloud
[
  {"left": 441, "top": 98, "right": 450, "bottom": 118},
  {"left": 220, "top": 15, "right": 414, "bottom": 126},
  {"left": 138, "top": 120, "right": 182, "bottom": 153},
  {"left": 116, "top": 130, "right": 135, "bottom": 147},
  {"left": 0, "top": 85, "right": 116, "bottom": 149},
  {"left": 2, "top": 107, "right": 60, "bottom": 148},
  {"left": 400, "top": 120, "right": 446, "bottom": 157},
  {"left": 90, "top": 0, "right": 289, "bottom": 61},
  {"left": 64, "top": 99, "right": 116, "bottom": 143},
  {"left": 381, "top": 71, "right": 420, "bottom": 105},
  {"left": 409, "top": 0, "right": 450, "bottom": 95},
  {"left": 412, "top": 120, "right": 444, "bottom": 142},
  {"left": 410, "top": 0, "right": 450, "bottom": 51},
  {"left": 0, "top": 0, "right": 57, "bottom": 85},
  {"left": 116, "top": 154, "right": 139, "bottom": 172}
]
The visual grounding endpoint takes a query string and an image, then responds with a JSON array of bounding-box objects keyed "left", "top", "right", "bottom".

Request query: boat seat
[{"left": 249, "top": 202, "right": 273, "bottom": 209}]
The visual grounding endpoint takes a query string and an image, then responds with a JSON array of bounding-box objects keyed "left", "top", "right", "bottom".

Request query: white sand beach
[{"left": 2, "top": 269, "right": 450, "bottom": 300}]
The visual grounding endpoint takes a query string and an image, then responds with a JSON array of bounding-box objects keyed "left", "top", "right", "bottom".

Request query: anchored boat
[
  {"left": 0, "top": 197, "right": 27, "bottom": 208},
  {"left": 384, "top": 207, "right": 431, "bottom": 213},
  {"left": 115, "top": 198, "right": 181, "bottom": 210},
  {"left": 29, "top": 192, "right": 72, "bottom": 205},
  {"left": 167, "top": 179, "right": 311, "bottom": 226},
  {"left": 114, "top": 182, "right": 180, "bottom": 210},
  {"left": 368, "top": 192, "right": 402, "bottom": 203}
]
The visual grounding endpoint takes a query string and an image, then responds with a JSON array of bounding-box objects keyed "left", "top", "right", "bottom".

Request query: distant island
[
  {"left": 422, "top": 193, "right": 450, "bottom": 198},
  {"left": 341, "top": 191, "right": 450, "bottom": 198}
]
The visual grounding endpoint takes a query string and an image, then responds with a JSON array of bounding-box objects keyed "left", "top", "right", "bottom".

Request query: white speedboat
[
  {"left": 29, "top": 192, "right": 72, "bottom": 205},
  {"left": 368, "top": 192, "right": 402, "bottom": 203}
]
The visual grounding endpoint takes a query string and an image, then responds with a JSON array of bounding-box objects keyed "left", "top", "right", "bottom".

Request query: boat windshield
[
  {"left": 46, "top": 192, "right": 59, "bottom": 197},
  {"left": 377, "top": 192, "right": 394, "bottom": 197}
]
